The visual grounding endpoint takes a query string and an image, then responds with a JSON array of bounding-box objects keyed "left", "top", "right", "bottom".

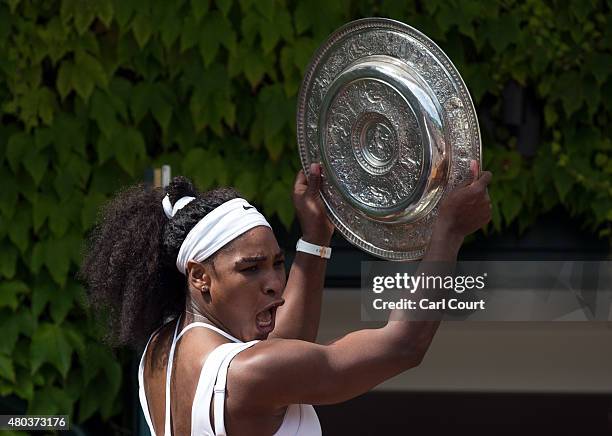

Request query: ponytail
[{"left": 79, "top": 177, "right": 240, "bottom": 349}]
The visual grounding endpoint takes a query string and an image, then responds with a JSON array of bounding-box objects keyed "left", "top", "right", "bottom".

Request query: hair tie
[{"left": 162, "top": 194, "right": 196, "bottom": 219}]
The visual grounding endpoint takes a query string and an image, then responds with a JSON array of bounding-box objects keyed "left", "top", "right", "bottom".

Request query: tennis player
[{"left": 80, "top": 160, "right": 491, "bottom": 435}]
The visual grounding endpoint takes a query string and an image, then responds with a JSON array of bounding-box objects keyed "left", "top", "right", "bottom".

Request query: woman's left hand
[{"left": 293, "top": 163, "right": 335, "bottom": 246}]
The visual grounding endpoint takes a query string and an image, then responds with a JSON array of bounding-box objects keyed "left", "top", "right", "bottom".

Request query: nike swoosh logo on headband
[{"left": 243, "top": 205, "right": 254, "bottom": 210}]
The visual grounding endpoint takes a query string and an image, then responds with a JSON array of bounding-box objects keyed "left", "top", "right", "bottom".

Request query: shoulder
[{"left": 226, "top": 338, "right": 328, "bottom": 409}]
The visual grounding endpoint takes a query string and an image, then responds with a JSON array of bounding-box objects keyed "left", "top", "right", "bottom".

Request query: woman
[{"left": 81, "top": 161, "right": 492, "bottom": 435}]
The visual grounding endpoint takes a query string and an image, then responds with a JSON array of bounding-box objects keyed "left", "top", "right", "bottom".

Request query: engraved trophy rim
[{"left": 296, "top": 17, "right": 482, "bottom": 261}]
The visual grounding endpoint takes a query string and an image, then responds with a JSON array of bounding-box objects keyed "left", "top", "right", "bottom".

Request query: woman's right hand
[{"left": 434, "top": 160, "right": 493, "bottom": 240}]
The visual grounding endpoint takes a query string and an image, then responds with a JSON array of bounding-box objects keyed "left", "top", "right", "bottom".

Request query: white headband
[{"left": 169, "top": 197, "right": 271, "bottom": 274}]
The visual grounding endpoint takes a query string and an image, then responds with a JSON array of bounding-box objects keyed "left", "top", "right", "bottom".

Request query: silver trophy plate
[{"left": 296, "top": 18, "right": 481, "bottom": 260}]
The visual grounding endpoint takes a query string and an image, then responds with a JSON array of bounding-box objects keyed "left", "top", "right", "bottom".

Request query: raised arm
[
  {"left": 233, "top": 161, "right": 492, "bottom": 410},
  {"left": 269, "top": 163, "right": 334, "bottom": 341}
]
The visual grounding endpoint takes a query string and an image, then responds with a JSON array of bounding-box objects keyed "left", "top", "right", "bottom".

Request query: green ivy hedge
[{"left": 0, "top": 0, "right": 610, "bottom": 431}]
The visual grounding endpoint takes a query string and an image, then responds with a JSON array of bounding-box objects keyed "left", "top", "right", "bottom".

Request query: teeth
[{"left": 256, "top": 309, "right": 272, "bottom": 326}]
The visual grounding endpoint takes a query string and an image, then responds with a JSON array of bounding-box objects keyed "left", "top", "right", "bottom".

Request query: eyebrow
[{"left": 235, "top": 250, "right": 285, "bottom": 266}]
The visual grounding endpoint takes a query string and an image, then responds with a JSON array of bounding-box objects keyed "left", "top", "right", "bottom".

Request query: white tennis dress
[{"left": 138, "top": 314, "right": 322, "bottom": 436}]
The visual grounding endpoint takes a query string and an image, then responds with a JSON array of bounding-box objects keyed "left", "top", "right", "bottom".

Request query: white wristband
[{"left": 296, "top": 238, "right": 332, "bottom": 259}]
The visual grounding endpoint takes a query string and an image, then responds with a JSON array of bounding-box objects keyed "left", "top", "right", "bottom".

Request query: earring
[{"left": 202, "top": 286, "right": 209, "bottom": 292}]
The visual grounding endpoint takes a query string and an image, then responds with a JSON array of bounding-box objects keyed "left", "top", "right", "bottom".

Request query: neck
[{"left": 182, "top": 299, "right": 232, "bottom": 336}]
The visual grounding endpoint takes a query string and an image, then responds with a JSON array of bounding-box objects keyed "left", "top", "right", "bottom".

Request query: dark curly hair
[{"left": 79, "top": 176, "right": 240, "bottom": 350}]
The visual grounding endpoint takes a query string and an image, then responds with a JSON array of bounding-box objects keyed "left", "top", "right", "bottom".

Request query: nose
[{"left": 262, "top": 268, "right": 285, "bottom": 297}]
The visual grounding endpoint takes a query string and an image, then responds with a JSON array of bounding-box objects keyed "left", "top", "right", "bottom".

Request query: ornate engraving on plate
[
  {"left": 297, "top": 18, "right": 481, "bottom": 260},
  {"left": 324, "top": 79, "right": 423, "bottom": 210}
]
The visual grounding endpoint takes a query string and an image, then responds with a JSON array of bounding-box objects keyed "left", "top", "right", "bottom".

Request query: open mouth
[
  {"left": 255, "top": 300, "right": 284, "bottom": 334},
  {"left": 256, "top": 307, "right": 276, "bottom": 328}
]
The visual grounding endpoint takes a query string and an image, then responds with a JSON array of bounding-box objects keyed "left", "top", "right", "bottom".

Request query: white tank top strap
[
  {"left": 138, "top": 321, "right": 166, "bottom": 436},
  {"left": 192, "top": 342, "right": 242, "bottom": 435},
  {"left": 175, "top": 321, "right": 242, "bottom": 343},
  {"left": 163, "top": 314, "right": 184, "bottom": 436},
  {"left": 163, "top": 314, "right": 246, "bottom": 436},
  {"left": 212, "top": 341, "right": 259, "bottom": 436}
]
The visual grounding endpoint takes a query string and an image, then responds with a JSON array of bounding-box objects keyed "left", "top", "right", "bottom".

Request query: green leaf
[
  {"left": 0, "top": 175, "right": 18, "bottom": 217},
  {"left": 254, "top": 0, "right": 274, "bottom": 20},
  {"left": 294, "top": 0, "right": 313, "bottom": 34},
  {"left": 114, "top": 127, "right": 146, "bottom": 175},
  {"left": 30, "top": 242, "right": 45, "bottom": 275},
  {"left": 56, "top": 60, "right": 74, "bottom": 99},
  {"left": 35, "top": 127, "right": 54, "bottom": 151},
  {"left": 78, "top": 378, "right": 100, "bottom": 421},
  {"left": 48, "top": 200, "right": 71, "bottom": 235},
  {"left": 260, "top": 19, "right": 280, "bottom": 53},
  {"left": 96, "top": 135, "right": 114, "bottom": 164},
  {"left": 70, "top": 66, "right": 94, "bottom": 101},
  {"left": 215, "top": 0, "right": 232, "bottom": 16},
  {"left": 130, "top": 82, "right": 150, "bottom": 123},
  {"left": 265, "top": 132, "right": 285, "bottom": 161},
  {"left": 64, "top": 323, "right": 86, "bottom": 360},
  {"left": 199, "top": 20, "right": 220, "bottom": 65},
  {"left": 199, "top": 11, "right": 235, "bottom": 66},
  {"left": 81, "top": 343, "right": 120, "bottom": 390},
  {"left": 73, "top": 50, "right": 108, "bottom": 100},
  {"left": 50, "top": 282, "right": 82, "bottom": 324},
  {"left": 486, "top": 15, "right": 520, "bottom": 52},
  {"left": 234, "top": 169, "right": 260, "bottom": 199},
  {"left": 74, "top": 1, "right": 95, "bottom": 34},
  {"left": 28, "top": 384, "right": 73, "bottom": 415},
  {"left": 553, "top": 167, "right": 575, "bottom": 202},
  {"left": 0, "top": 311, "right": 20, "bottom": 355},
  {"left": 0, "top": 245, "right": 18, "bottom": 279},
  {"left": 132, "top": 13, "right": 153, "bottom": 48},
  {"left": 543, "top": 104, "right": 558, "bottom": 127},
  {"left": 586, "top": 53, "right": 612, "bottom": 85},
  {"left": 264, "top": 181, "right": 294, "bottom": 229},
  {"left": 151, "top": 94, "right": 172, "bottom": 132},
  {"left": 90, "top": 89, "right": 120, "bottom": 138},
  {"left": 80, "top": 361, "right": 121, "bottom": 421},
  {"left": 32, "top": 279, "right": 54, "bottom": 318},
  {"left": 112, "top": 0, "right": 134, "bottom": 29},
  {"left": 0, "top": 355, "right": 15, "bottom": 383},
  {"left": 192, "top": 0, "right": 210, "bottom": 21},
  {"left": 556, "top": 72, "right": 583, "bottom": 117},
  {"left": 0, "top": 281, "right": 29, "bottom": 311},
  {"left": 52, "top": 112, "right": 87, "bottom": 161},
  {"left": 241, "top": 48, "right": 268, "bottom": 87},
  {"left": 0, "top": 4, "right": 11, "bottom": 47},
  {"left": 81, "top": 192, "right": 106, "bottom": 230},
  {"left": 183, "top": 146, "right": 228, "bottom": 186},
  {"left": 501, "top": 191, "right": 521, "bottom": 225},
  {"left": 180, "top": 16, "right": 199, "bottom": 51},
  {"left": 7, "top": 132, "right": 31, "bottom": 173},
  {"left": 96, "top": 0, "right": 114, "bottom": 27},
  {"left": 13, "top": 366, "right": 34, "bottom": 401},
  {"left": 160, "top": 12, "right": 182, "bottom": 48},
  {"left": 30, "top": 323, "right": 73, "bottom": 379},
  {"left": 23, "top": 148, "right": 48, "bottom": 186},
  {"left": 582, "top": 78, "right": 601, "bottom": 117},
  {"left": 8, "top": 209, "right": 31, "bottom": 254},
  {"left": 44, "top": 239, "right": 71, "bottom": 286}
]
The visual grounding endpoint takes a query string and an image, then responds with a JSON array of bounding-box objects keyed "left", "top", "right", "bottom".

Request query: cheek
[
  {"left": 220, "top": 276, "right": 259, "bottom": 304},
  {"left": 278, "top": 269, "right": 287, "bottom": 289}
]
